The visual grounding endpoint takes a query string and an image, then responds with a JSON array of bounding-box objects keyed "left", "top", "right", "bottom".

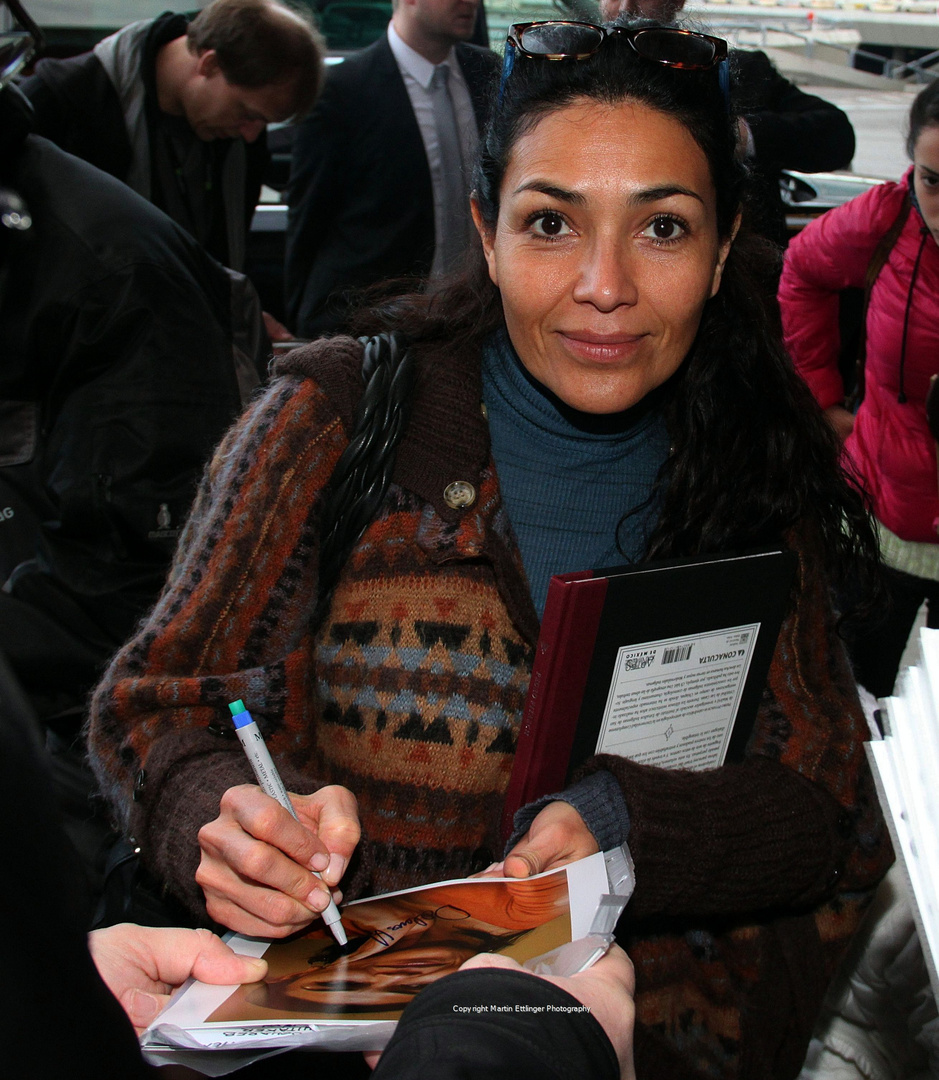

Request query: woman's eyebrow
[
  {"left": 512, "top": 181, "right": 585, "bottom": 205},
  {"left": 630, "top": 185, "right": 704, "bottom": 206},
  {"left": 511, "top": 181, "right": 703, "bottom": 206}
]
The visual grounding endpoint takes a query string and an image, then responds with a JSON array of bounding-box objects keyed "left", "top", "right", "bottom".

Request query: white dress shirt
[{"left": 387, "top": 22, "right": 479, "bottom": 277}]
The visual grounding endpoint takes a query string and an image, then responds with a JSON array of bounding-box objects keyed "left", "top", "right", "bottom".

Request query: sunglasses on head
[{"left": 499, "top": 21, "right": 730, "bottom": 107}]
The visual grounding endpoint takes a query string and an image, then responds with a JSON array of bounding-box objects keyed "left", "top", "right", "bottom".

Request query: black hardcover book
[{"left": 502, "top": 548, "right": 797, "bottom": 839}]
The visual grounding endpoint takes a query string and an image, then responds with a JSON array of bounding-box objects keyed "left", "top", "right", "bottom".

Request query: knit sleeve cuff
[{"left": 504, "top": 771, "right": 631, "bottom": 856}]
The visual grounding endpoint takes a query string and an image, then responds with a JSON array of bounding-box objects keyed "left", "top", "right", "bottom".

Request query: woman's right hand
[{"left": 196, "top": 783, "right": 360, "bottom": 937}]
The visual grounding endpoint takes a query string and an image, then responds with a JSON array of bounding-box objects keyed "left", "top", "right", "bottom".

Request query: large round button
[{"left": 443, "top": 480, "right": 476, "bottom": 509}]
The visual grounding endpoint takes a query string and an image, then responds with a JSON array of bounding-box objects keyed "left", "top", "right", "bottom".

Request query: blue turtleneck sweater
[{"left": 481, "top": 329, "right": 670, "bottom": 618}]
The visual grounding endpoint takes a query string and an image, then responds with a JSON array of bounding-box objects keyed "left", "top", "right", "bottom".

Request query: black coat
[
  {"left": 0, "top": 127, "right": 259, "bottom": 715},
  {"left": 732, "top": 49, "right": 856, "bottom": 246},
  {"left": 285, "top": 35, "right": 499, "bottom": 336}
]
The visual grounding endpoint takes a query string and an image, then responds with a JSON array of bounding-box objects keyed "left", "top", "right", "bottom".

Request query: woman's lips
[{"left": 557, "top": 330, "right": 647, "bottom": 361}]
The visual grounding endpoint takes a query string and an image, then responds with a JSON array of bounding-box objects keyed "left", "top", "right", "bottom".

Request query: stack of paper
[{"left": 865, "top": 626, "right": 939, "bottom": 1005}]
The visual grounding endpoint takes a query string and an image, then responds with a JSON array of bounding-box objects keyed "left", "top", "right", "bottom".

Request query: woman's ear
[
  {"left": 471, "top": 196, "right": 498, "bottom": 287},
  {"left": 710, "top": 211, "right": 742, "bottom": 298}
]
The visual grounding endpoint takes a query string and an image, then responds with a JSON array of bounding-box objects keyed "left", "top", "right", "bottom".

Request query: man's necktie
[{"left": 429, "top": 63, "right": 469, "bottom": 275}]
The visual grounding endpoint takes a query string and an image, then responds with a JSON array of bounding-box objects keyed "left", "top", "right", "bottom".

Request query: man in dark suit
[{"left": 285, "top": 0, "right": 498, "bottom": 336}]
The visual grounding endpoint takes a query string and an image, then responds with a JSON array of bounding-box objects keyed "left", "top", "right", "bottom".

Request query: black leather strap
[{"left": 312, "top": 331, "right": 416, "bottom": 629}]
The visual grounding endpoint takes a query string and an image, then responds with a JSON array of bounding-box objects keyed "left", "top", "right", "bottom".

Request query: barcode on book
[{"left": 662, "top": 645, "right": 693, "bottom": 664}]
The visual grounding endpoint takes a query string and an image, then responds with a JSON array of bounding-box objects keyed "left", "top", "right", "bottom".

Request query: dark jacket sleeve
[
  {"left": 2, "top": 138, "right": 245, "bottom": 654},
  {"left": 372, "top": 968, "right": 619, "bottom": 1080},
  {"left": 284, "top": 69, "right": 352, "bottom": 334},
  {"left": 0, "top": 653, "right": 156, "bottom": 1078},
  {"left": 734, "top": 49, "right": 855, "bottom": 174}
]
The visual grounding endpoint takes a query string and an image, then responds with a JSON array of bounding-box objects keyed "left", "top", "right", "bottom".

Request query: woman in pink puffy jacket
[{"left": 780, "top": 79, "right": 939, "bottom": 698}]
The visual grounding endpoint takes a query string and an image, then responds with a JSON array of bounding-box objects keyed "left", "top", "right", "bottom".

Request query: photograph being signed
[{"left": 207, "top": 870, "right": 571, "bottom": 1022}]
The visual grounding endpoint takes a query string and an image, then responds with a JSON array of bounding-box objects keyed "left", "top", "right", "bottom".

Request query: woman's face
[
  {"left": 271, "top": 938, "right": 480, "bottom": 1009},
  {"left": 913, "top": 123, "right": 939, "bottom": 246},
  {"left": 475, "top": 98, "right": 734, "bottom": 414}
]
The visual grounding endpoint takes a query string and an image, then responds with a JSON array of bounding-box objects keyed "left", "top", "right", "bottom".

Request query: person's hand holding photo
[
  {"left": 88, "top": 925, "right": 268, "bottom": 1033},
  {"left": 364, "top": 943, "right": 637, "bottom": 1080}
]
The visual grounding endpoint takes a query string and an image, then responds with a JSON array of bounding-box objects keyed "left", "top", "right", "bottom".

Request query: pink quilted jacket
[{"left": 780, "top": 169, "right": 939, "bottom": 543}]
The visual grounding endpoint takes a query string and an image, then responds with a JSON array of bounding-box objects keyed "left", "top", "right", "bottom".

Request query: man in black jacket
[
  {"left": 285, "top": 0, "right": 499, "bottom": 336},
  {"left": 20, "top": 0, "right": 324, "bottom": 272},
  {"left": 601, "top": 0, "right": 856, "bottom": 247},
  {"left": 0, "top": 91, "right": 265, "bottom": 723},
  {"left": 0, "top": 0, "right": 270, "bottom": 888}
]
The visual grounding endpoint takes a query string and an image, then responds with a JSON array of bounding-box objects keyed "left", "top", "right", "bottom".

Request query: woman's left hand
[{"left": 502, "top": 801, "right": 599, "bottom": 879}]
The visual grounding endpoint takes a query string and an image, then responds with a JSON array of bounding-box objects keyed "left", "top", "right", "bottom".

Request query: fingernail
[
  {"left": 241, "top": 956, "right": 268, "bottom": 979},
  {"left": 130, "top": 989, "right": 160, "bottom": 1025},
  {"left": 309, "top": 851, "right": 329, "bottom": 872},
  {"left": 326, "top": 851, "right": 345, "bottom": 885},
  {"left": 306, "top": 888, "right": 328, "bottom": 912}
]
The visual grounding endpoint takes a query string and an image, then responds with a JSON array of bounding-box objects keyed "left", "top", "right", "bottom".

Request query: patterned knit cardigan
[{"left": 87, "top": 335, "right": 892, "bottom": 1080}]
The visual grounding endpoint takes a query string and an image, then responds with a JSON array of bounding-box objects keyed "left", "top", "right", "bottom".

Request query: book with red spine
[{"left": 502, "top": 548, "right": 796, "bottom": 840}]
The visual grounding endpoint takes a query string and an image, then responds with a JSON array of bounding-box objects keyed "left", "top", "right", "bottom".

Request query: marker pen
[{"left": 229, "top": 699, "right": 347, "bottom": 946}]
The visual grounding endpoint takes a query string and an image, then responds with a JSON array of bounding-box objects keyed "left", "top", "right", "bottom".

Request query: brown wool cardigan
[{"left": 88, "top": 334, "right": 892, "bottom": 1080}]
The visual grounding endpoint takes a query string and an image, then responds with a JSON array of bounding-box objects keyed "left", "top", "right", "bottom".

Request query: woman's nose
[{"left": 572, "top": 235, "right": 638, "bottom": 311}]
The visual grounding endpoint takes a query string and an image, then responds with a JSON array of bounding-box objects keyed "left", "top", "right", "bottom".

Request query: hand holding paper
[
  {"left": 503, "top": 801, "right": 599, "bottom": 880},
  {"left": 88, "top": 925, "right": 268, "bottom": 1034},
  {"left": 196, "top": 782, "right": 360, "bottom": 937}
]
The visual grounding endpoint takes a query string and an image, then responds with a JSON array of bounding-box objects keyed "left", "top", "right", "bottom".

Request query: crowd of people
[{"left": 4, "top": 0, "right": 939, "bottom": 1076}]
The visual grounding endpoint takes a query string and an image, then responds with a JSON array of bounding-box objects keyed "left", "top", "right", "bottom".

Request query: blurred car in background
[{"left": 781, "top": 169, "right": 884, "bottom": 236}]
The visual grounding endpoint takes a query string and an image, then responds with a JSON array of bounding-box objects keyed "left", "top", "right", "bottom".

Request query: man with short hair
[
  {"left": 286, "top": 0, "right": 498, "bottom": 336},
  {"left": 603, "top": 0, "right": 856, "bottom": 248},
  {"left": 21, "top": 0, "right": 324, "bottom": 271}
]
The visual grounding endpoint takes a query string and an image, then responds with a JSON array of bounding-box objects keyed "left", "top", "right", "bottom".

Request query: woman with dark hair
[
  {"left": 88, "top": 18, "right": 891, "bottom": 1079},
  {"left": 781, "top": 78, "right": 939, "bottom": 699}
]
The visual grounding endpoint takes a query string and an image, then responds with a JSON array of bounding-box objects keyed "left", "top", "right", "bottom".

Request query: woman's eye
[
  {"left": 531, "top": 211, "right": 571, "bottom": 237},
  {"left": 642, "top": 216, "right": 686, "bottom": 242}
]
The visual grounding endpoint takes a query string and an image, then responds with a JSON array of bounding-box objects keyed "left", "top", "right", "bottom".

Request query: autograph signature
[{"left": 369, "top": 905, "right": 471, "bottom": 947}]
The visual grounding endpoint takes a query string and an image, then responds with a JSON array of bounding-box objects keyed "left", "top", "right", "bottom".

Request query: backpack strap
[{"left": 848, "top": 192, "right": 911, "bottom": 410}]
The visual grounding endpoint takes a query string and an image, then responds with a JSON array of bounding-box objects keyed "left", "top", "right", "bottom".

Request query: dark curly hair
[{"left": 355, "top": 17, "right": 880, "bottom": 604}]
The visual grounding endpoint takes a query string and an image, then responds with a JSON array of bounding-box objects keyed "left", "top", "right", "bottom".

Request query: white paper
[
  {"left": 595, "top": 623, "right": 760, "bottom": 769},
  {"left": 865, "top": 627, "right": 939, "bottom": 1007}
]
